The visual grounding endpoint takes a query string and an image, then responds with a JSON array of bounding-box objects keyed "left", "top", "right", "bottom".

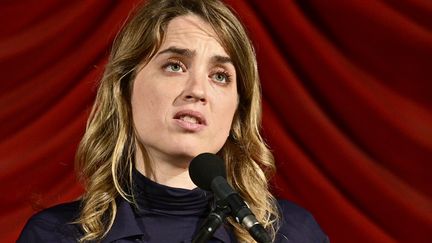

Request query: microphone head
[{"left": 189, "top": 153, "right": 226, "bottom": 191}]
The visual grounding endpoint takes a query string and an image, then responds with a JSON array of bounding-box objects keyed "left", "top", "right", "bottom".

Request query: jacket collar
[
  {"left": 211, "top": 225, "right": 235, "bottom": 243},
  {"left": 101, "top": 197, "right": 234, "bottom": 242},
  {"left": 101, "top": 198, "right": 143, "bottom": 242}
]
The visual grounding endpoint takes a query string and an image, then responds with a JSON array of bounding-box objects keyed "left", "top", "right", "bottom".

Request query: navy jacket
[
  {"left": 18, "top": 198, "right": 328, "bottom": 242},
  {"left": 19, "top": 170, "right": 328, "bottom": 242}
]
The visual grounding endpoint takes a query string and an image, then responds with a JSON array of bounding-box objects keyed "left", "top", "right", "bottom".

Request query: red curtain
[{"left": 1, "top": 1, "right": 431, "bottom": 242}]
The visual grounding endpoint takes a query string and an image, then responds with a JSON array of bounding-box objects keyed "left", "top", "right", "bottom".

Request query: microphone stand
[{"left": 192, "top": 203, "right": 231, "bottom": 243}]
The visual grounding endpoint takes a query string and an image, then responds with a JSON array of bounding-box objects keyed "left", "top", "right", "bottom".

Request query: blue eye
[
  {"left": 211, "top": 71, "right": 232, "bottom": 84},
  {"left": 163, "top": 60, "right": 185, "bottom": 73},
  {"left": 214, "top": 73, "right": 226, "bottom": 82},
  {"left": 169, "top": 63, "right": 182, "bottom": 72}
]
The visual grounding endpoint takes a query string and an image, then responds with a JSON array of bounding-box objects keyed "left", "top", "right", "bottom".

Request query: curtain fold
[{"left": 1, "top": 1, "right": 430, "bottom": 242}]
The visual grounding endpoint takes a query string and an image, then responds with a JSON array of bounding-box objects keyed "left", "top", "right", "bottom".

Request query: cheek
[
  {"left": 132, "top": 74, "right": 169, "bottom": 116},
  {"left": 209, "top": 99, "right": 238, "bottom": 153},
  {"left": 132, "top": 87, "right": 152, "bottom": 118},
  {"left": 217, "top": 97, "right": 238, "bottom": 131},
  {"left": 131, "top": 82, "right": 163, "bottom": 131}
]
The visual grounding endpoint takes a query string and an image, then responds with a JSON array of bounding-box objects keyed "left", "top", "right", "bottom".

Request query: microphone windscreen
[{"left": 189, "top": 153, "right": 226, "bottom": 191}]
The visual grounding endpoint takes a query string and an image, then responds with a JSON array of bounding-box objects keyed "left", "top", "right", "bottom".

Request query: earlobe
[{"left": 230, "top": 112, "right": 241, "bottom": 141}]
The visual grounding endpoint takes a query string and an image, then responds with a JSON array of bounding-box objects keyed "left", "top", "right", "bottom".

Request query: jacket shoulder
[
  {"left": 17, "top": 200, "right": 82, "bottom": 242},
  {"left": 276, "top": 199, "right": 329, "bottom": 242}
]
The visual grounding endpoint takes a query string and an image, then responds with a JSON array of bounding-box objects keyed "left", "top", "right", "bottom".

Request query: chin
[
  {"left": 171, "top": 145, "right": 219, "bottom": 161},
  {"left": 175, "top": 149, "right": 207, "bottom": 160},
  {"left": 160, "top": 134, "right": 226, "bottom": 161}
]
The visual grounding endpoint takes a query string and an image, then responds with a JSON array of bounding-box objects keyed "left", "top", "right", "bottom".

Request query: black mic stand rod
[{"left": 192, "top": 204, "right": 230, "bottom": 243}]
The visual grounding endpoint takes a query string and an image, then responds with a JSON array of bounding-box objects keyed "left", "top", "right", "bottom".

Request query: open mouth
[
  {"left": 173, "top": 110, "right": 207, "bottom": 126},
  {"left": 177, "top": 115, "right": 202, "bottom": 124}
]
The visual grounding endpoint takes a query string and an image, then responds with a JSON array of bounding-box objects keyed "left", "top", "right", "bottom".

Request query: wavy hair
[{"left": 75, "top": 0, "right": 279, "bottom": 241}]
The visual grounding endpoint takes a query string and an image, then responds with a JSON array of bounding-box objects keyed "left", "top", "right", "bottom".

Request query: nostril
[{"left": 182, "top": 92, "right": 206, "bottom": 103}]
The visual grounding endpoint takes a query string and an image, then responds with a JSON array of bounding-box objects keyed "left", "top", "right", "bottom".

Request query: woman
[{"left": 18, "top": 0, "right": 328, "bottom": 242}]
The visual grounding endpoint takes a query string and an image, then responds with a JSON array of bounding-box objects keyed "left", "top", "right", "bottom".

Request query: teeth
[{"left": 180, "top": 115, "right": 199, "bottom": 124}]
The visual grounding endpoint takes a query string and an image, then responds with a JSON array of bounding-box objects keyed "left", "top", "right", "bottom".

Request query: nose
[{"left": 181, "top": 73, "right": 207, "bottom": 104}]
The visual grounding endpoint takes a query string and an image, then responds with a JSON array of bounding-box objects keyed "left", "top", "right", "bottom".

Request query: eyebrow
[
  {"left": 211, "top": 55, "right": 233, "bottom": 65},
  {"left": 156, "top": 46, "right": 233, "bottom": 65},
  {"left": 157, "top": 47, "right": 195, "bottom": 57}
]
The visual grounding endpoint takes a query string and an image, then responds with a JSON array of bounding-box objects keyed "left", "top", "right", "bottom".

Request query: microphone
[{"left": 189, "top": 153, "right": 272, "bottom": 243}]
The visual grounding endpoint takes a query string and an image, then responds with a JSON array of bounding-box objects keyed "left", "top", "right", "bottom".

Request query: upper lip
[{"left": 173, "top": 109, "right": 207, "bottom": 125}]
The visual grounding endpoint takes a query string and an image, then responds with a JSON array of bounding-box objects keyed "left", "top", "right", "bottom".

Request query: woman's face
[{"left": 131, "top": 14, "right": 238, "bottom": 165}]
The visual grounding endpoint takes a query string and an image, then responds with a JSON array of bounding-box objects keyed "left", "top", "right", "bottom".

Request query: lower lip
[{"left": 174, "top": 119, "right": 205, "bottom": 132}]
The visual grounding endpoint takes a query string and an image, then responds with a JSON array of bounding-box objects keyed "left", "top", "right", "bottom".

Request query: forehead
[
  {"left": 167, "top": 14, "right": 215, "bottom": 34},
  {"left": 160, "top": 15, "right": 228, "bottom": 54}
]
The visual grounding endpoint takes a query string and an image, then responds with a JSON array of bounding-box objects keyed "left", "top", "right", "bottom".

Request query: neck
[{"left": 135, "top": 148, "right": 197, "bottom": 190}]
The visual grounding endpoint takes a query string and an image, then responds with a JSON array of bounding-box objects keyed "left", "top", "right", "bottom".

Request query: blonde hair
[{"left": 75, "top": 0, "right": 279, "bottom": 241}]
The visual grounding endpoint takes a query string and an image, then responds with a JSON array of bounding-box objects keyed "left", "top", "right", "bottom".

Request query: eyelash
[
  {"left": 162, "top": 59, "right": 186, "bottom": 73},
  {"left": 211, "top": 70, "right": 232, "bottom": 84},
  {"left": 162, "top": 59, "right": 233, "bottom": 84}
]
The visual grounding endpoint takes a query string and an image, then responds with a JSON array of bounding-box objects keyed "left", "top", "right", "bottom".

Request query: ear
[{"left": 230, "top": 110, "right": 241, "bottom": 141}]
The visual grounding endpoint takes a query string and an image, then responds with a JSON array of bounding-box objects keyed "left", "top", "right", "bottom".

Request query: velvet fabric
[{"left": 1, "top": 1, "right": 431, "bottom": 242}]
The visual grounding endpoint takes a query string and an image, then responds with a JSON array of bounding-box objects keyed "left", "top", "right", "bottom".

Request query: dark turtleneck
[
  {"left": 17, "top": 168, "right": 328, "bottom": 242},
  {"left": 130, "top": 167, "right": 234, "bottom": 242},
  {"left": 132, "top": 167, "right": 212, "bottom": 216},
  {"left": 17, "top": 168, "right": 235, "bottom": 243}
]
